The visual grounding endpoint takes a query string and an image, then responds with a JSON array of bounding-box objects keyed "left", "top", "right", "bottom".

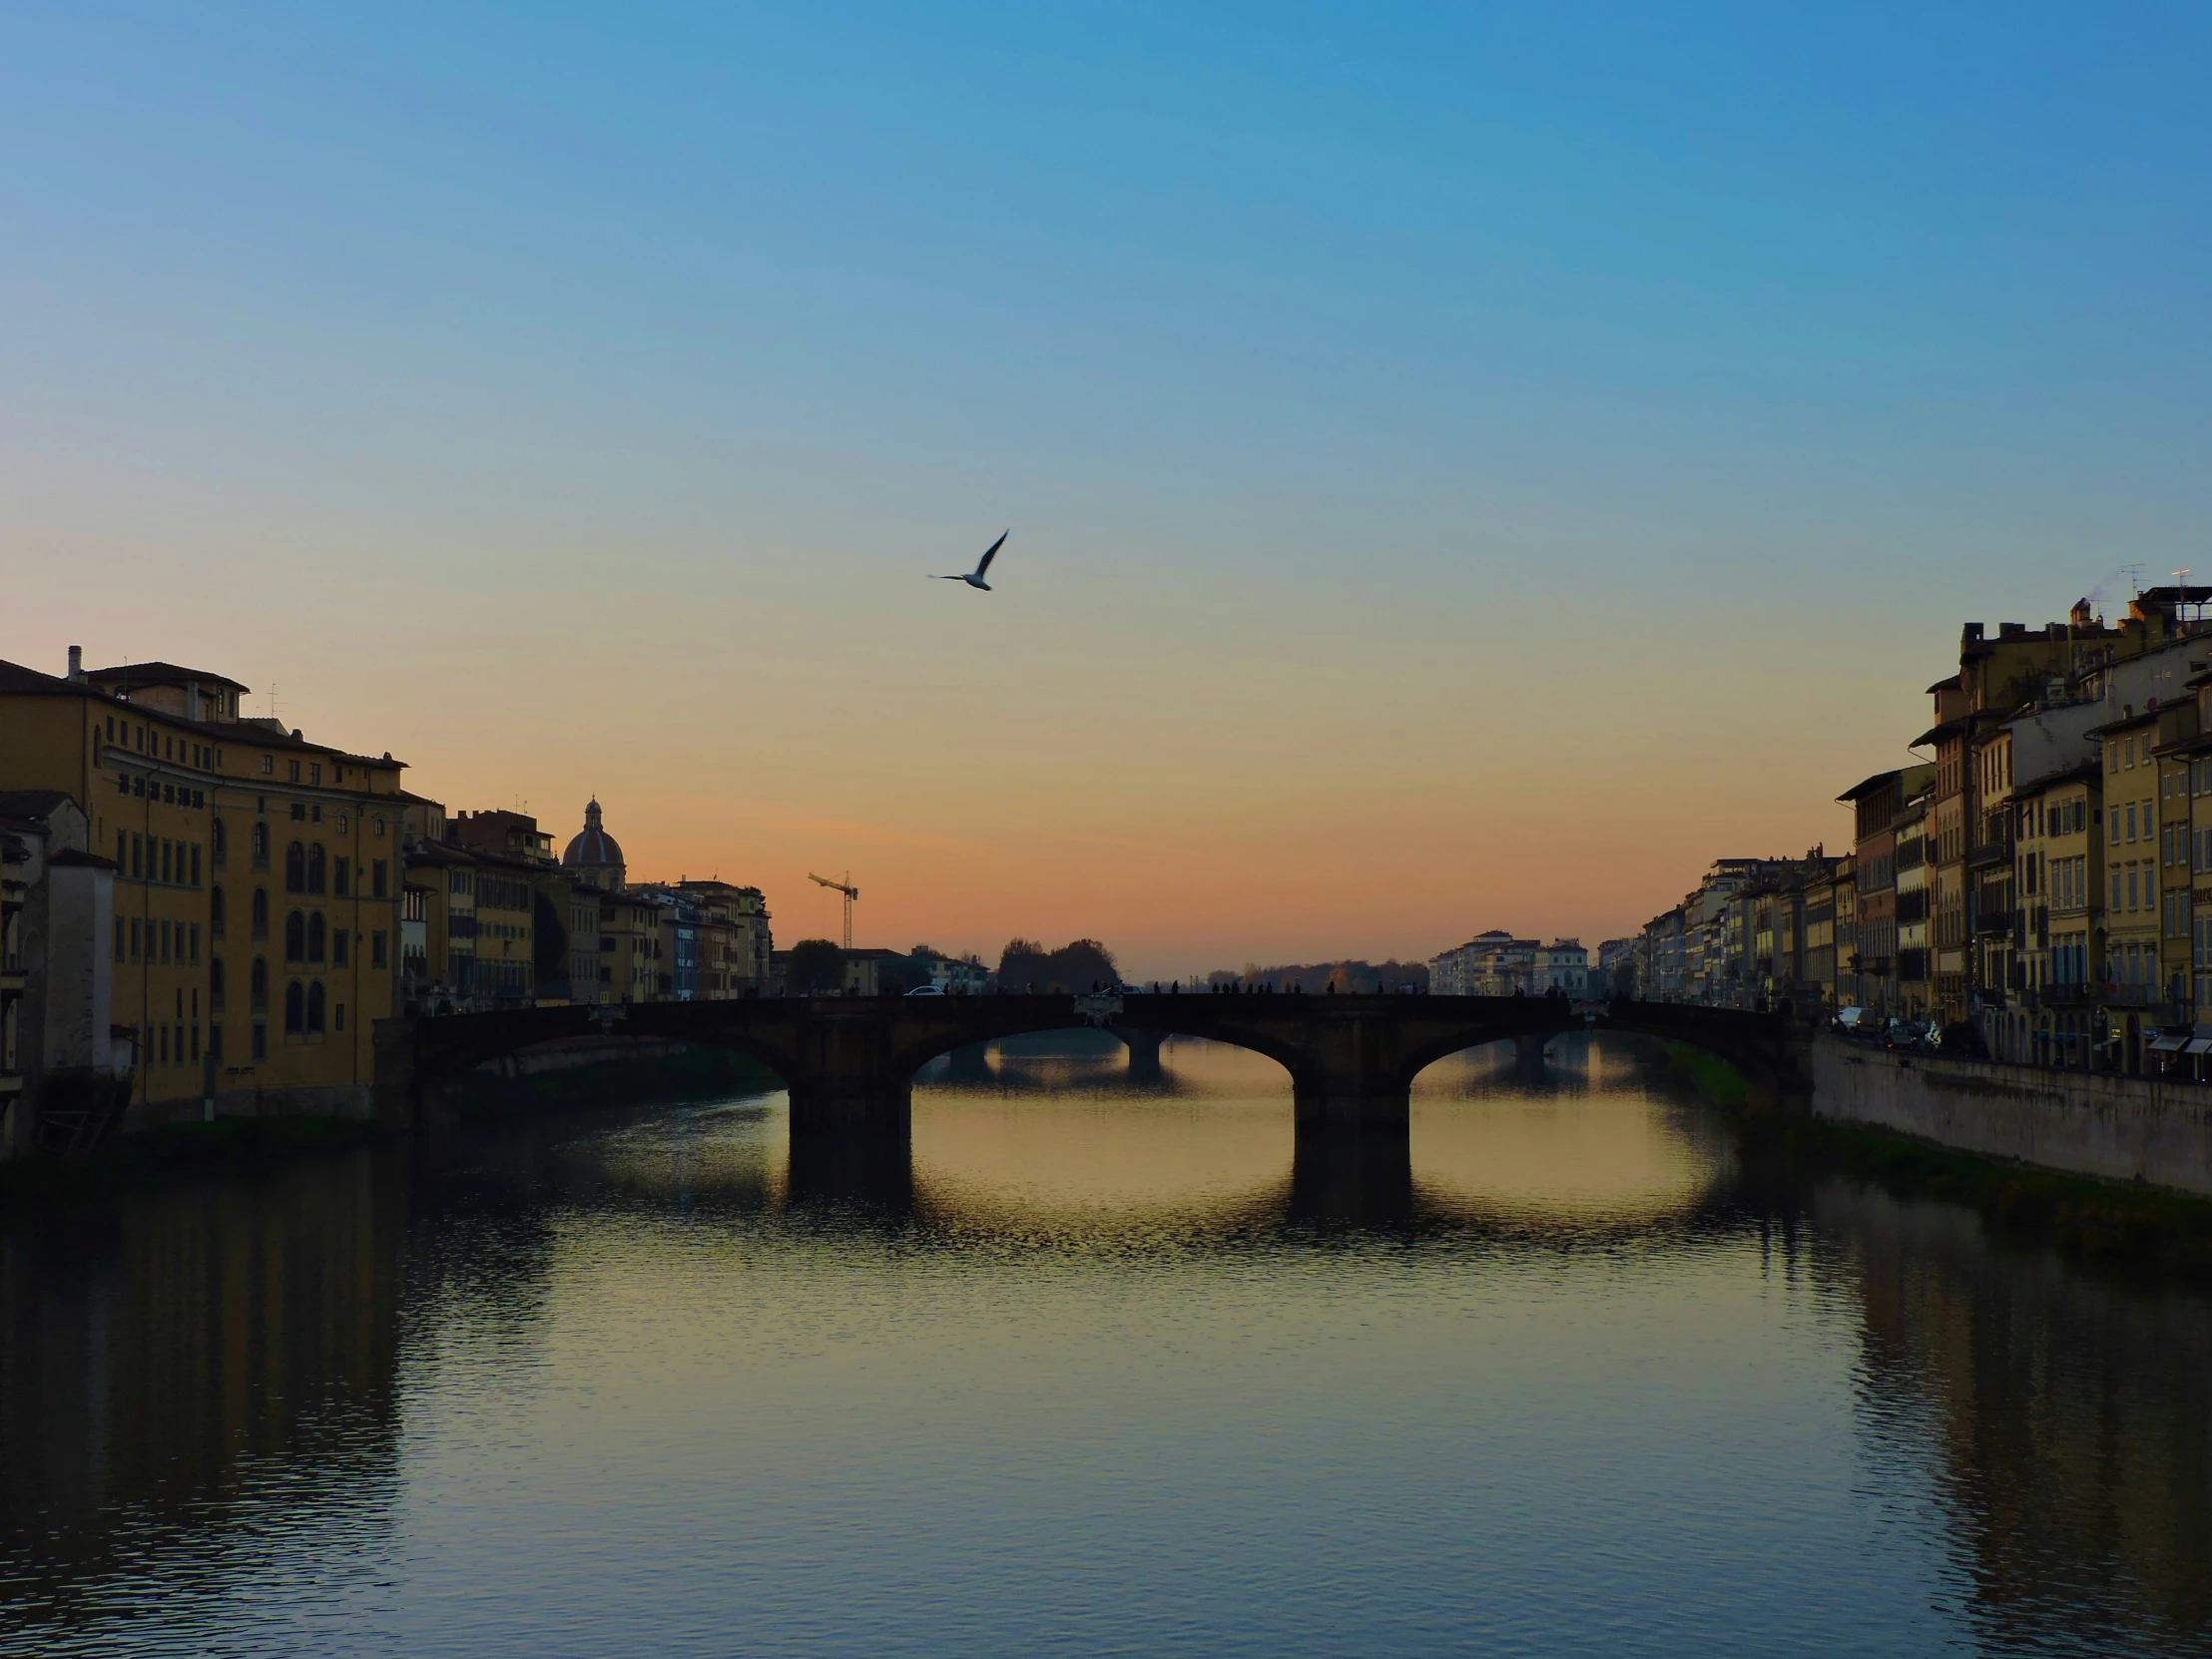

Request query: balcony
[
  {"left": 1966, "top": 841, "right": 2010, "bottom": 870},
  {"left": 1973, "top": 908, "right": 2013, "bottom": 937},
  {"left": 2037, "top": 983, "right": 2091, "bottom": 1007}
]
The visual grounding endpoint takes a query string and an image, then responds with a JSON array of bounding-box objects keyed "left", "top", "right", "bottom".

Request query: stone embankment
[{"left": 1812, "top": 1035, "right": 2212, "bottom": 1198}]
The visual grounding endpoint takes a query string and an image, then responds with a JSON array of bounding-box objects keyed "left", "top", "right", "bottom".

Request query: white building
[
  {"left": 0, "top": 791, "right": 126, "bottom": 1160},
  {"left": 1535, "top": 938, "right": 1588, "bottom": 996}
]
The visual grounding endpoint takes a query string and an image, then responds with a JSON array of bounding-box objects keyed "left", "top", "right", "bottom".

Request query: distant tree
[
  {"left": 998, "top": 936, "right": 1120, "bottom": 992},
  {"left": 1054, "top": 938, "right": 1119, "bottom": 990},
  {"left": 787, "top": 938, "right": 845, "bottom": 995},
  {"left": 876, "top": 952, "right": 936, "bottom": 995}
]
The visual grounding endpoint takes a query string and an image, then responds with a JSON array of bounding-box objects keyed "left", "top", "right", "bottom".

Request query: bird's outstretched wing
[{"left": 975, "top": 531, "right": 1008, "bottom": 577}]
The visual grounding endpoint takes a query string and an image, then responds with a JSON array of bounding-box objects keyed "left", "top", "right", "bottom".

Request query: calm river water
[{"left": 4, "top": 1032, "right": 2211, "bottom": 1657}]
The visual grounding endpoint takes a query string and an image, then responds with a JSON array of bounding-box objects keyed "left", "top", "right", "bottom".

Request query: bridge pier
[
  {"left": 1513, "top": 1032, "right": 1551, "bottom": 1078},
  {"left": 1293, "top": 1084, "right": 1409, "bottom": 1133},
  {"left": 1117, "top": 1027, "right": 1166, "bottom": 1086},
  {"left": 787, "top": 1080, "right": 910, "bottom": 1136}
]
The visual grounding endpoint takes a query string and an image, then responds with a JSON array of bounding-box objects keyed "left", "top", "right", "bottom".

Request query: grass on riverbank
[
  {"left": 1661, "top": 1041, "right": 1748, "bottom": 1108},
  {"left": 1660, "top": 1040, "right": 2212, "bottom": 1281}
]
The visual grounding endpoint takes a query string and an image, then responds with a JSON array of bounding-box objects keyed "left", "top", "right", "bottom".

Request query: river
[{"left": 3, "top": 1032, "right": 2209, "bottom": 1656}]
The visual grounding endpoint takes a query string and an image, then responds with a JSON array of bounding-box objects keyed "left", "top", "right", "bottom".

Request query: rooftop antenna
[{"left": 268, "top": 683, "right": 279, "bottom": 723}]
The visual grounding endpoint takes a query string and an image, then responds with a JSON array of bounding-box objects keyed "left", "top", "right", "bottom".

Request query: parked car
[
  {"left": 1883, "top": 1019, "right": 1929, "bottom": 1051},
  {"left": 904, "top": 984, "right": 946, "bottom": 997}
]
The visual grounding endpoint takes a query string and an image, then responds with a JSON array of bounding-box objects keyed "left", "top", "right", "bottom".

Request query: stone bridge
[{"left": 373, "top": 993, "right": 1810, "bottom": 1136}]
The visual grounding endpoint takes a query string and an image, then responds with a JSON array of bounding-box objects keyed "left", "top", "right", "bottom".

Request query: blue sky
[{"left": 7, "top": 2, "right": 2209, "bottom": 968}]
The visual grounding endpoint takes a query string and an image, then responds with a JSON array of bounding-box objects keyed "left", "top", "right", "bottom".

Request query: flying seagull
[{"left": 931, "top": 530, "right": 1008, "bottom": 591}]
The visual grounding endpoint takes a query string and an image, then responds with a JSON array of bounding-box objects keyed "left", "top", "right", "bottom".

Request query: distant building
[
  {"left": 1534, "top": 939, "right": 1587, "bottom": 996},
  {"left": 1429, "top": 930, "right": 1538, "bottom": 995},
  {"left": 562, "top": 799, "right": 627, "bottom": 892},
  {"left": 1595, "top": 938, "right": 1635, "bottom": 997}
]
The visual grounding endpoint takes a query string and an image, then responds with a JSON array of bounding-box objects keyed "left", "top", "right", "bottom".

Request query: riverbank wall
[{"left": 1811, "top": 1036, "right": 2212, "bottom": 1198}]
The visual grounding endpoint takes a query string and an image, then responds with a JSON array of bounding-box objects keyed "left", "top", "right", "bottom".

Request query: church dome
[{"left": 563, "top": 799, "right": 625, "bottom": 871}]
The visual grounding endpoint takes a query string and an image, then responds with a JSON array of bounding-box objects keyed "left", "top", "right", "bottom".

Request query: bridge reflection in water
[{"left": 784, "top": 1031, "right": 1734, "bottom": 1232}]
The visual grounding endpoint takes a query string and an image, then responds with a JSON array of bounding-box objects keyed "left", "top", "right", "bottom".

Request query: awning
[
  {"left": 2183, "top": 1038, "right": 2212, "bottom": 1055},
  {"left": 2149, "top": 1033, "right": 2189, "bottom": 1051}
]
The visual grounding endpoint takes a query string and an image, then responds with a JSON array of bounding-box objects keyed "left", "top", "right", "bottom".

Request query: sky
[{"left": 6, "top": 3, "right": 2210, "bottom": 979}]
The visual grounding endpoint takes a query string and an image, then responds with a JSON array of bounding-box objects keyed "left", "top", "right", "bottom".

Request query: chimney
[{"left": 67, "top": 645, "right": 83, "bottom": 681}]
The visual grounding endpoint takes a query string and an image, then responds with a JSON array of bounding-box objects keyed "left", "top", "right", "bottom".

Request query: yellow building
[
  {"left": 2011, "top": 763, "right": 2101, "bottom": 1067},
  {"left": 0, "top": 652, "right": 408, "bottom": 1122},
  {"left": 2092, "top": 707, "right": 2169, "bottom": 1070}
]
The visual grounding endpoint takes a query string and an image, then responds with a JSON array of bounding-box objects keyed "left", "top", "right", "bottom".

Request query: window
[
  {"left": 308, "top": 763, "right": 321, "bottom": 786},
  {"left": 211, "top": 1023, "right": 224, "bottom": 1065},
  {"left": 307, "top": 843, "right": 325, "bottom": 893},
  {"left": 284, "top": 981, "right": 303, "bottom": 1034},
  {"left": 333, "top": 928, "right": 349, "bottom": 966},
  {"left": 284, "top": 910, "right": 304, "bottom": 961},
  {"left": 212, "top": 957, "right": 226, "bottom": 1014},
  {"left": 262, "top": 755, "right": 274, "bottom": 776},
  {"left": 372, "top": 859, "right": 387, "bottom": 898},
  {"left": 212, "top": 818, "right": 228, "bottom": 866},
  {"left": 307, "top": 912, "right": 325, "bottom": 962},
  {"left": 191, "top": 843, "right": 201, "bottom": 885},
  {"left": 251, "top": 957, "right": 269, "bottom": 1012},
  {"left": 190, "top": 923, "right": 200, "bottom": 965},
  {"left": 113, "top": 917, "right": 124, "bottom": 961},
  {"left": 252, "top": 823, "right": 270, "bottom": 868},
  {"left": 371, "top": 930, "right": 387, "bottom": 968},
  {"left": 212, "top": 885, "right": 226, "bottom": 938},
  {"left": 251, "top": 887, "right": 270, "bottom": 938},
  {"left": 129, "top": 917, "right": 140, "bottom": 961},
  {"left": 252, "top": 1021, "right": 267, "bottom": 1061},
  {"left": 287, "top": 760, "right": 300, "bottom": 783},
  {"left": 161, "top": 839, "right": 172, "bottom": 883},
  {"left": 334, "top": 856, "right": 349, "bottom": 897},
  {"left": 334, "top": 1002, "right": 344, "bottom": 1032},
  {"left": 131, "top": 832, "right": 143, "bottom": 878},
  {"left": 306, "top": 981, "right": 325, "bottom": 1033},
  {"left": 373, "top": 817, "right": 385, "bottom": 838}
]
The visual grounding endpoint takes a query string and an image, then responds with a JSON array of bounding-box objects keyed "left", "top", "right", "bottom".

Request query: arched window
[
  {"left": 251, "top": 822, "right": 270, "bottom": 868},
  {"left": 211, "top": 817, "right": 228, "bottom": 867},
  {"left": 211, "top": 956, "right": 226, "bottom": 1013},
  {"left": 307, "top": 912, "right": 325, "bottom": 962},
  {"left": 284, "top": 981, "right": 304, "bottom": 1035},
  {"left": 284, "top": 841, "right": 305, "bottom": 893},
  {"left": 306, "top": 843, "right": 326, "bottom": 894},
  {"left": 306, "top": 981, "right": 325, "bottom": 1034},
  {"left": 211, "top": 884, "right": 226, "bottom": 939},
  {"left": 251, "top": 957, "right": 269, "bottom": 1012},
  {"left": 284, "top": 910, "right": 304, "bottom": 962},
  {"left": 251, "top": 887, "right": 270, "bottom": 939}
]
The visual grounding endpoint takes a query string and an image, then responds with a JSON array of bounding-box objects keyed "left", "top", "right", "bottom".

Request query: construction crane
[{"left": 809, "top": 870, "right": 859, "bottom": 950}]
